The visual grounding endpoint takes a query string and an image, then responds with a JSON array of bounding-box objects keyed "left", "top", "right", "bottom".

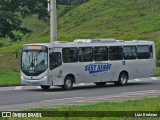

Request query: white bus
[{"left": 21, "top": 38, "right": 155, "bottom": 90}]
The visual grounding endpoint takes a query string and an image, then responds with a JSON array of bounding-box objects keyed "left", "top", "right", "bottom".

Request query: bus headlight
[
  {"left": 43, "top": 75, "right": 47, "bottom": 79},
  {"left": 21, "top": 75, "right": 24, "bottom": 80}
]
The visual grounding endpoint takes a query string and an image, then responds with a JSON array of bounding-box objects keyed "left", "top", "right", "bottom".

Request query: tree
[
  {"left": 57, "top": 0, "right": 71, "bottom": 5},
  {"left": 0, "top": 0, "right": 48, "bottom": 19},
  {"left": 0, "top": 11, "right": 31, "bottom": 41},
  {"left": 0, "top": 0, "right": 88, "bottom": 41},
  {"left": 0, "top": 0, "right": 48, "bottom": 41},
  {"left": 56, "top": 0, "right": 89, "bottom": 6},
  {"left": 71, "top": 0, "right": 89, "bottom": 6}
]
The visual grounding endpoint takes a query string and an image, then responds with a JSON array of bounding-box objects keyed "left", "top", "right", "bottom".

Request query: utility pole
[
  {"left": 48, "top": 0, "right": 57, "bottom": 43},
  {"left": 67, "top": 0, "right": 70, "bottom": 5}
]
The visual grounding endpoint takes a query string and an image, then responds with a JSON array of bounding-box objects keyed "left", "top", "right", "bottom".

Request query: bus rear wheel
[
  {"left": 114, "top": 72, "right": 128, "bottom": 86},
  {"left": 40, "top": 85, "right": 50, "bottom": 90},
  {"left": 62, "top": 76, "right": 73, "bottom": 90},
  {"left": 94, "top": 82, "right": 106, "bottom": 86}
]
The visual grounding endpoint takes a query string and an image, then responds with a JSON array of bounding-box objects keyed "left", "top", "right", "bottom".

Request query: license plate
[{"left": 28, "top": 82, "right": 35, "bottom": 85}]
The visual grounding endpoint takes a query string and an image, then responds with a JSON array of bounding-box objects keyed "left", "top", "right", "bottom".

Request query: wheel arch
[
  {"left": 65, "top": 74, "right": 76, "bottom": 83},
  {"left": 119, "top": 70, "right": 129, "bottom": 80}
]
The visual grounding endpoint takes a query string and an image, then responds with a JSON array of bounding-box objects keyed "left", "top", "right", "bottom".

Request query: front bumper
[{"left": 21, "top": 78, "right": 49, "bottom": 86}]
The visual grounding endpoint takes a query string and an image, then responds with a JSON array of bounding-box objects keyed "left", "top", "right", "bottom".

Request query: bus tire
[
  {"left": 114, "top": 72, "right": 128, "bottom": 86},
  {"left": 40, "top": 85, "right": 50, "bottom": 90},
  {"left": 62, "top": 76, "right": 73, "bottom": 90},
  {"left": 94, "top": 82, "right": 106, "bottom": 86}
]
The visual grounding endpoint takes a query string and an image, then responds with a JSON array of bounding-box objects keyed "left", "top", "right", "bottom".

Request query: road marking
[
  {"left": 51, "top": 95, "right": 127, "bottom": 105},
  {"left": 0, "top": 89, "right": 13, "bottom": 92},
  {"left": 107, "top": 95, "right": 122, "bottom": 98},
  {"left": 79, "top": 83, "right": 85, "bottom": 85},
  {"left": 134, "top": 79, "right": 141, "bottom": 81},
  {"left": 15, "top": 86, "right": 22, "bottom": 90},
  {"left": 121, "top": 90, "right": 158, "bottom": 95},
  {"left": 44, "top": 90, "right": 85, "bottom": 95},
  {"left": 42, "top": 97, "right": 84, "bottom": 102},
  {"left": 58, "top": 90, "right": 160, "bottom": 104},
  {"left": 150, "top": 77, "right": 158, "bottom": 80},
  {"left": 37, "top": 86, "right": 41, "bottom": 89}
]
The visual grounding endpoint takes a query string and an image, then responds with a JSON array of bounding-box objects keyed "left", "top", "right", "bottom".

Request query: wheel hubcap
[
  {"left": 121, "top": 75, "right": 127, "bottom": 84},
  {"left": 66, "top": 79, "right": 71, "bottom": 88}
]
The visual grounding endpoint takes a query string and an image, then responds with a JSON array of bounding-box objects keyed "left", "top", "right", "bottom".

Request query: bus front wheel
[
  {"left": 114, "top": 72, "right": 128, "bottom": 86},
  {"left": 40, "top": 85, "right": 50, "bottom": 90},
  {"left": 62, "top": 76, "right": 73, "bottom": 90}
]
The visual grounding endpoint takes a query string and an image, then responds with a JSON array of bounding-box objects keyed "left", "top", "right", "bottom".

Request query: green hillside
[
  {"left": 58, "top": 0, "right": 160, "bottom": 42},
  {"left": 0, "top": 0, "right": 160, "bottom": 72}
]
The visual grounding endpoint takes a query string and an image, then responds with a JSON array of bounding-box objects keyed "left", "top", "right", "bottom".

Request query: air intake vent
[
  {"left": 91, "top": 38, "right": 116, "bottom": 43},
  {"left": 74, "top": 39, "right": 92, "bottom": 43},
  {"left": 74, "top": 38, "right": 116, "bottom": 43}
]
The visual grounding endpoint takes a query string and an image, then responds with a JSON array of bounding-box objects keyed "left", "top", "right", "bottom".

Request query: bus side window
[
  {"left": 62, "top": 48, "right": 78, "bottom": 63},
  {"left": 137, "top": 45, "right": 150, "bottom": 59},
  {"left": 78, "top": 47, "right": 93, "bottom": 62},
  {"left": 94, "top": 47, "right": 108, "bottom": 61},
  {"left": 50, "top": 52, "right": 62, "bottom": 70},
  {"left": 109, "top": 46, "right": 123, "bottom": 60},
  {"left": 123, "top": 46, "right": 136, "bottom": 60}
]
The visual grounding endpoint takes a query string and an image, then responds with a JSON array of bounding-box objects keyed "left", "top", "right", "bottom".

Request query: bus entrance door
[{"left": 49, "top": 52, "right": 62, "bottom": 85}]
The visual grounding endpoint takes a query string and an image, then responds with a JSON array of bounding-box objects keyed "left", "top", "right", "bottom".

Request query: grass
[
  {"left": 58, "top": 0, "right": 160, "bottom": 41},
  {"left": 156, "top": 67, "right": 160, "bottom": 76},
  {"left": 5, "top": 97, "right": 160, "bottom": 120},
  {"left": 0, "top": 72, "right": 20, "bottom": 85}
]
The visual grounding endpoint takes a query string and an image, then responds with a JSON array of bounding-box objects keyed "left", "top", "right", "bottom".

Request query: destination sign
[{"left": 27, "top": 46, "right": 43, "bottom": 50}]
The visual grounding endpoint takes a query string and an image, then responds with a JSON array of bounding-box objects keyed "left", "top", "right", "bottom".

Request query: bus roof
[{"left": 23, "top": 38, "right": 154, "bottom": 48}]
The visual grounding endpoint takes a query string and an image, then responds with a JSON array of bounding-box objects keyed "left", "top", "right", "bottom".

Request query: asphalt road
[{"left": 0, "top": 77, "right": 160, "bottom": 111}]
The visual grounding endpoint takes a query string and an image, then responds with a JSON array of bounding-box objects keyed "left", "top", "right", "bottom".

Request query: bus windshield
[{"left": 21, "top": 51, "right": 48, "bottom": 75}]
